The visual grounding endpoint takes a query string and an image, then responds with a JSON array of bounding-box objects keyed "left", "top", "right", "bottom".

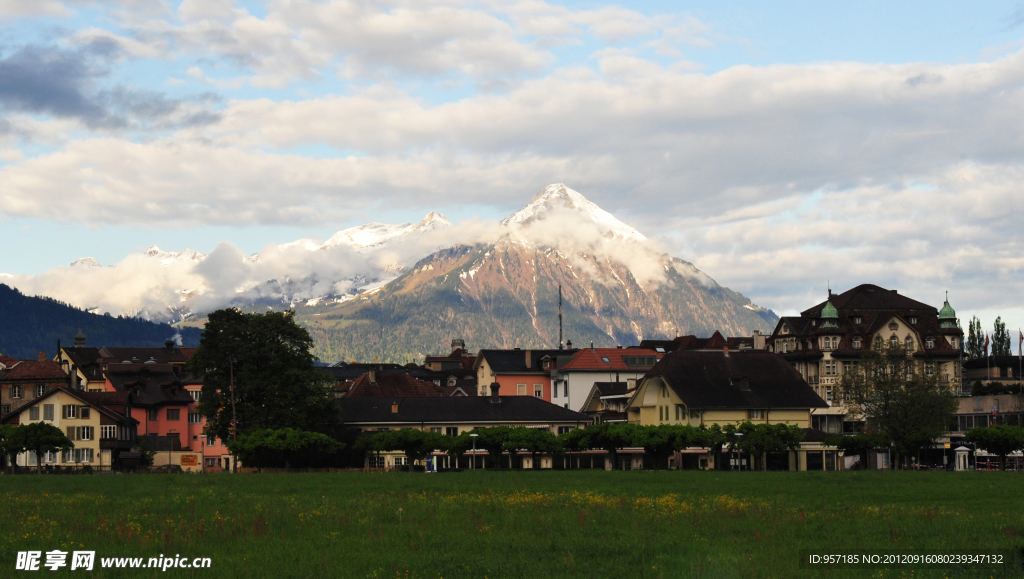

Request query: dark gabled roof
[
  {"left": 104, "top": 363, "right": 194, "bottom": 406},
  {"left": 58, "top": 347, "right": 106, "bottom": 381},
  {"left": 964, "top": 356, "right": 1023, "bottom": 370},
  {"left": 0, "top": 386, "right": 138, "bottom": 425},
  {"left": 100, "top": 345, "right": 190, "bottom": 365},
  {"left": 475, "top": 349, "right": 574, "bottom": 374},
  {"left": 647, "top": 350, "right": 827, "bottom": 410},
  {"left": 802, "top": 284, "right": 935, "bottom": 316},
  {"left": 639, "top": 332, "right": 730, "bottom": 353},
  {"left": 0, "top": 360, "right": 68, "bottom": 382},
  {"left": 338, "top": 372, "right": 443, "bottom": 398},
  {"left": 336, "top": 396, "right": 591, "bottom": 424},
  {"left": 594, "top": 382, "right": 631, "bottom": 397}
]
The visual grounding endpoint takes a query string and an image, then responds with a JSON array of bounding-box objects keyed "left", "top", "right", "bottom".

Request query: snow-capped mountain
[
  {"left": 4, "top": 185, "right": 776, "bottom": 354},
  {"left": 501, "top": 183, "right": 646, "bottom": 242}
]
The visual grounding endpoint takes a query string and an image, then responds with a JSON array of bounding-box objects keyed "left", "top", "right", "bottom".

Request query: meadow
[{"left": 1, "top": 470, "right": 1022, "bottom": 578}]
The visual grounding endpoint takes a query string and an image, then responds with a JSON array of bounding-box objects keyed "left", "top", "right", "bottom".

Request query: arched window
[
  {"left": 925, "top": 337, "right": 935, "bottom": 349},
  {"left": 890, "top": 335, "right": 898, "bottom": 348},
  {"left": 832, "top": 337, "right": 839, "bottom": 349},
  {"left": 852, "top": 337, "right": 862, "bottom": 350},
  {"left": 905, "top": 336, "right": 913, "bottom": 349}
]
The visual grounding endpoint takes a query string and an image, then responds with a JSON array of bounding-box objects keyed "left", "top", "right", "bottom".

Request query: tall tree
[
  {"left": 13, "top": 422, "right": 74, "bottom": 474},
  {"left": 0, "top": 424, "right": 19, "bottom": 473},
  {"left": 992, "top": 317, "right": 1012, "bottom": 357},
  {"left": 186, "top": 309, "right": 337, "bottom": 441},
  {"left": 838, "top": 343, "right": 958, "bottom": 469},
  {"left": 966, "top": 316, "right": 984, "bottom": 360}
]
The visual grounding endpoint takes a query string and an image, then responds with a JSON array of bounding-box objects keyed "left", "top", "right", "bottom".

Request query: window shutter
[{"left": 66, "top": 426, "right": 75, "bottom": 441}]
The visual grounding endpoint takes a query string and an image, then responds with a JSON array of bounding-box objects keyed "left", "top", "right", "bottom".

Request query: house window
[
  {"left": 889, "top": 336, "right": 898, "bottom": 347},
  {"left": 101, "top": 425, "right": 117, "bottom": 439},
  {"left": 825, "top": 386, "right": 833, "bottom": 402},
  {"left": 563, "top": 382, "right": 568, "bottom": 397},
  {"left": 951, "top": 337, "right": 958, "bottom": 349},
  {"left": 0, "top": 404, "right": 8, "bottom": 415},
  {"left": 782, "top": 342, "right": 788, "bottom": 353},
  {"left": 534, "top": 384, "right": 543, "bottom": 398},
  {"left": 189, "top": 390, "right": 201, "bottom": 401},
  {"left": 9, "top": 385, "right": 22, "bottom": 399},
  {"left": 844, "top": 361, "right": 859, "bottom": 374},
  {"left": 43, "top": 404, "right": 54, "bottom": 421},
  {"left": 925, "top": 362, "right": 936, "bottom": 377},
  {"left": 394, "top": 457, "right": 408, "bottom": 467},
  {"left": 34, "top": 384, "right": 47, "bottom": 398},
  {"left": 62, "top": 449, "right": 74, "bottom": 463},
  {"left": 29, "top": 406, "right": 40, "bottom": 420},
  {"left": 853, "top": 316, "right": 862, "bottom": 325},
  {"left": 905, "top": 336, "right": 913, "bottom": 349},
  {"left": 601, "top": 357, "right": 610, "bottom": 363},
  {"left": 910, "top": 317, "right": 918, "bottom": 324},
  {"left": 558, "top": 426, "right": 573, "bottom": 434},
  {"left": 77, "top": 426, "right": 93, "bottom": 441},
  {"left": 367, "top": 456, "right": 385, "bottom": 468},
  {"left": 517, "top": 384, "right": 527, "bottom": 395},
  {"left": 75, "top": 448, "right": 94, "bottom": 463},
  {"left": 823, "top": 361, "right": 837, "bottom": 376},
  {"left": 188, "top": 412, "right": 202, "bottom": 424},
  {"left": 43, "top": 451, "right": 57, "bottom": 464},
  {"left": 429, "top": 427, "right": 441, "bottom": 433},
  {"left": 63, "top": 405, "right": 79, "bottom": 419},
  {"left": 207, "top": 437, "right": 217, "bottom": 447},
  {"left": 147, "top": 408, "right": 158, "bottom": 421},
  {"left": 205, "top": 458, "right": 217, "bottom": 468},
  {"left": 748, "top": 410, "right": 764, "bottom": 420},
  {"left": 852, "top": 337, "right": 862, "bottom": 350},
  {"left": 81, "top": 407, "right": 90, "bottom": 419},
  {"left": 445, "top": 427, "right": 459, "bottom": 436},
  {"left": 166, "top": 409, "right": 180, "bottom": 421},
  {"left": 925, "top": 338, "right": 935, "bottom": 349},
  {"left": 66, "top": 426, "right": 76, "bottom": 440}
]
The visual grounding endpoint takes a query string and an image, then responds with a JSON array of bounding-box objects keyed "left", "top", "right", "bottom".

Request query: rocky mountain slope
[{"left": 293, "top": 184, "right": 776, "bottom": 363}]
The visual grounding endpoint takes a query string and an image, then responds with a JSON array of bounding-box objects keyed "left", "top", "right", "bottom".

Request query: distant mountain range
[
  {"left": 3, "top": 184, "right": 777, "bottom": 363},
  {"left": 0, "top": 284, "right": 201, "bottom": 360}
]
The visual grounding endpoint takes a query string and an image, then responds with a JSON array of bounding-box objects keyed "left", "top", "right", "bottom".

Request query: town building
[
  {"left": 625, "top": 348, "right": 829, "bottom": 470},
  {"left": 768, "top": 284, "right": 964, "bottom": 434},
  {"left": 336, "top": 384, "right": 591, "bottom": 469},
  {"left": 333, "top": 370, "right": 443, "bottom": 398},
  {"left": 550, "top": 346, "right": 663, "bottom": 411},
  {"left": 577, "top": 382, "right": 633, "bottom": 424},
  {"left": 0, "top": 354, "right": 69, "bottom": 416},
  {"left": 1, "top": 386, "right": 138, "bottom": 470},
  {"left": 473, "top": 348, "right": 575, "bottom": 400},
  {"left": 963, "top": 356, "right": 1024, "bottom": 386}
]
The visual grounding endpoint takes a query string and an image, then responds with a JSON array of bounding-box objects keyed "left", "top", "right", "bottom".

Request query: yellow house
[
  {"left": 625, "top": 348, "right": 831, "bottom": 470},
  {"left": 1, "top": 386, "right": 138, "bottom": 470}
]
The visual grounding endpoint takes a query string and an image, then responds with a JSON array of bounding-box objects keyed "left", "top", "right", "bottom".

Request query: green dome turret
[
  {"left": 820, "top": 301, "right": 839, "bottom": 328},
  {"left": 939, "top": 298, "right": 957, "bottom": 329}
]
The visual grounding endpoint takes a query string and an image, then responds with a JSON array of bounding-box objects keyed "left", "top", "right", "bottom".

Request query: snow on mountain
[
  {"left": 143, "top": 246, "right": 207, "bottom": 266},
  {"left": 501, "top": 183, "right": 646, "bottom": 242},
  {"left": 320, "top": 212, "right": 452, "bottom": 249},
  {"left": 69, "top": 257, "right": 102, "bottom": 268}
]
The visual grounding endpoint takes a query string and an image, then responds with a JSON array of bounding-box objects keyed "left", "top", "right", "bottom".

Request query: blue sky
[{"left": 1, "top": 0, "right": 1024, "bottom": 337}]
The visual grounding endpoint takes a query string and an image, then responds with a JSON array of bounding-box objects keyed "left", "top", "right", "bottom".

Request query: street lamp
[
  {"left": 733, "top": 433, "right": 743, "bottom": 472},
  {"left": 470, "top": 433, "right": 478, "bottom": 470}
]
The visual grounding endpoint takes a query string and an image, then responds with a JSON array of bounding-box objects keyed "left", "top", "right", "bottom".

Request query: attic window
[
  {"left": 910, "top": 317, "right": 918, "bottom": 324},
  {"left": 601, "top": 357, "right": 610, "bottom": 363},
  {"left": 852, "top": 337, "right": 862, "bottom": 350},
  {"left": 655, "top": 347, "right": 665, "bottom": 353},
  {"left": 624, "top": 356, "right": 656, "bottom": 367},
  {"left": 925, "top": 337, "right": 934, "bottom": 350},
  {"left": 853, "top": 316, "right": 862, "bottom": 325}
]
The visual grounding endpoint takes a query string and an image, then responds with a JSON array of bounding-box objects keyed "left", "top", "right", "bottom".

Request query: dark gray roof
[
  {"left": 647, "top": 350, "right": 828, "bottom": 410},
  {"left": 336, "top": 396, "right": 591, "bottom": 424},
  {"left": 476, "top": 349, "right": 575, "bottom": 374}
]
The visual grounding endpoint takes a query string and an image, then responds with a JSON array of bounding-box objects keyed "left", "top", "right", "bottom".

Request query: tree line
[{"left": 965, "top": 315, "right": 1014, "bottom": 359}]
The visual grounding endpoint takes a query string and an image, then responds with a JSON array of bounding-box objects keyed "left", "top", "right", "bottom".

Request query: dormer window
[
  {"left": 852, "top": 337, "right": 862, "bottom": 350},
  {"left": 910, "top": 317, "right": 918, "bottom": 324},
  {"left": 853, "top": 316, "right": 862, "bottom": 325},
  {"left": 925, "top": 337, "right": 935, "bottom": 350}
]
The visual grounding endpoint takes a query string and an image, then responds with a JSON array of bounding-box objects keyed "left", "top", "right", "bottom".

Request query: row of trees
[
  {"left": 966, "top": 315, "right": 1014, "bottom": 359},
  {"left": 364, "top": 422, "right": 804, "bottom": 471}
]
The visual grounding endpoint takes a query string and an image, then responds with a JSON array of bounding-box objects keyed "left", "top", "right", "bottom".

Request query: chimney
[
  {"left": 723, "top": 345, "right": 729, "bottom": 358},
  {"left": 391, "top": 402, "right": 399, "bottom": 414},
  {"left": 369, "top": 369, "right": 376, "bottom": 384},
  {"left": 590, "top": 341, "right": 594, "bottom": 352},
  {"left": 525, "top": 349, "right": 532, "bottom": 369},
  {"left": 38, "top": 351, "right": 46, "bottom": 362},
  {"left": 489, "top": 382, "right": 501, "bottom": 403},
  {"left": 165, "top": 340, "right": 174, "bottom": 351},
  {"left": 566, "top": 340, "right": 572, "bottom": 349}
]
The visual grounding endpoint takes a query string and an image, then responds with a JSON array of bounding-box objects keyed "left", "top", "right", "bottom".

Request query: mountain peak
[
  {"left": 417, "top": 211, "right": 452, "bottom": 230},
  {"left": 501, "top": 184, "right": 646, "bottom": 241}
]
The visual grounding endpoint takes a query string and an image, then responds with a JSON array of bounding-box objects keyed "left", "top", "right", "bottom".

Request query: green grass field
[{"left": 1, "top": 471, "right": 1022, "bottom": 578}]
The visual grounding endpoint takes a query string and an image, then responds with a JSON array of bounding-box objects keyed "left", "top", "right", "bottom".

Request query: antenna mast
[{"left": 558, "top": 285, "right": 563, "bottom": 349}]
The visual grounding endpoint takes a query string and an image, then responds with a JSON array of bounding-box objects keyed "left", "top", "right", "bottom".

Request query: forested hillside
[{"left": 0, "top": 284, "right": 201, "bottom": 359}]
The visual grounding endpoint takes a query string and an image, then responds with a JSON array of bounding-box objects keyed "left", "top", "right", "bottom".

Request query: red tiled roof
[
  {"left": 338, "top": 372, "right": 443, "bottom": 398},
  {"left": 0, "top": 356, "right": 18, "bottom": 367},
  {"left": 0, "top": 360, "right": 67, "bottom": 381},
  {"left": 559, "top": 348, "right": 663, "bottom": 371}
]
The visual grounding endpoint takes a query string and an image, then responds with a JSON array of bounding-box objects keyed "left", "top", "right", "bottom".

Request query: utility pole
[{"left": 558, "top": 285, "right": 563, "bottom": 349}]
